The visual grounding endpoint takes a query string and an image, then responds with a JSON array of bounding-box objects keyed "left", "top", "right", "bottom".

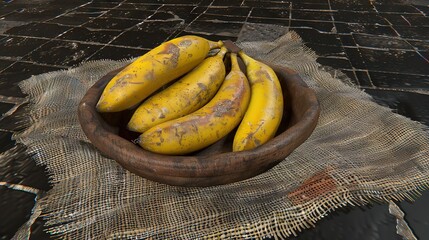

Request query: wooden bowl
[{"left": 78, "top": 63, "right": 320, "bottom": 187}]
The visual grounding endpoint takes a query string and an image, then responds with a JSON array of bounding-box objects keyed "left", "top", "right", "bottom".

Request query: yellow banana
[
  {"left": 127, "top": 47, "right": 228, "bottom": 133},
  {"left": 96, "top": 35, "right": 222, "bottom": 112},
  {"left": 138, "top": 53, "right": 250, "bottom": 155},
  {"left": 233, "top": 51, "right": 284, "bottom": 152}
]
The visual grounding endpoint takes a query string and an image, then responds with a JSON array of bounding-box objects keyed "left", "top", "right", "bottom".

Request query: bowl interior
[
  {"left": 100, "top": 77, "right": 293, "bottom": 156},
  {"left": 78, "top": 63, "right": 320, "bottom": 187}
]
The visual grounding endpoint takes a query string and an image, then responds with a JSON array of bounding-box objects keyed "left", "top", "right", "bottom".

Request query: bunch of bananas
[{"left": 97, "top": 35, "right": 284, "bottom": 155}]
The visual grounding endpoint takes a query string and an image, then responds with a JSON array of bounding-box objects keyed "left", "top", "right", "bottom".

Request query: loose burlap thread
[{"left": 9, "top": 24, "right": 429, "bottom": 239}]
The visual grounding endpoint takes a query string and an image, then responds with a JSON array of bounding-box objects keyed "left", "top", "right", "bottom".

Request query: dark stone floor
[{"left": 0, "top": 0, "right": 428, "bottom": 239}]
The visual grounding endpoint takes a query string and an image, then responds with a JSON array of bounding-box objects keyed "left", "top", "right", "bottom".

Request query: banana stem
[
  {"left": 230, "top": 53, "right": 240, "bottom": 72},
  {"left": 238, "top": 51, "right": 251, "bottom": 66},
  {"left": 217, "top": 47, "right": 228, "bottom": 58},
  {"left": 208, "top": 40, "right": 224, "bottom": 50}
]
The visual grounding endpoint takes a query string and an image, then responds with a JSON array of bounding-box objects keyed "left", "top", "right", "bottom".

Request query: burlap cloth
[{"left": 10, "top": 24, "right": 429, "bottom": 239}]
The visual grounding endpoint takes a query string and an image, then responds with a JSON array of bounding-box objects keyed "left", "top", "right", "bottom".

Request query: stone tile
[
  {"left": 402, "top": 15, "right": 429, "bottom": 27},
  {"left": 23, "top": 40, "right": 102, "bottom": 67},
  {"left": 206, "top": 6, "right": 251, "bottom": 16},
  {"left": 185, "top": 20, "right": 244, "bottom": 37},
  {"left": 0, "top": 188, "right": 37, "bottom": 240},
  {"left": 290, "top": 28, "right": 342, "bottom": 46},
  {"left": 5, "top": 22, "right": 72, "bottom": 38},
  {"left": 0, "top": 62, "right": 65, "bottom": 97},
  {"left": 0, "top": 37, "right": 49, "bottom": 61},
  {"left": 394, "top": 26, "right": 429, "bottom": 40},
  {"left": 111, "top": 30, "right": 170, "bottom": 49},
  {"left": 116, "top": 3, "right": 161, "bottom": 11},
  {"left": 0, "top": 102, "right": 14, "bottom": 117},
  {"left": 364, "top": 88, "right": 429, "bottom": 126},
  {"left": 212, "top": 0, "right": 244, "bottom": 6},
  {"left": 340, "top": 69, "right": 359, "bottom": 85},
  {"left": 330, "top": 2, "right": 375, "bottom": 12},
  {"left": 3, "top": 7, "right": 69, "bottom": 22},
  {"left": 0, "top": 59, "right": 14, "bottom": 71},
  {"left": 339, "top": 34, "right": 356, "bottom": 47},
  {"left": 104, "top": 9, "right": 155, "bottom": 20},
  {"left": 290, "top": 20, "right": 335, "bottom": 32},
  {"left": 333, "top": 11, "right": 389, "bottom": 25},
  {"left": 83, "top": 17, "right": 142, "bottom": 30},
  {"left": 353, "top": 34, "right": 413, "bottom": 49},
  {"left": 382, "top": 13, "right": 429, "bottom": 28},
  {"left": 294, "top": 0, "right": 328, "bottom": 3},
  {"left": 359, "top": 48, "right": 429, "bottom": 75},
  {"left": 343, "top": 47, "right": 368, "bottom": 69},
  {"left": 335, "top": 23, "right": 399, "bottom": 36},
  {"left": 305, "top": 43, "right": 346, "bottom": 58},
  {"left": 316, "top": 57, "right": 353, "bottom": 69},
  {"left": 288, "top": 204, "right": 400, "bottom": 240},
  {"left": 0, "top": 131, "right": 14, "bottom": 153},
  {"left": 408, "top": 40, "right": 429, "bottom": 51},
  {"left": 147, "top": 11, "right": 184, "bottom": 21},
  {"left": 292, "top": 10, "right": 332, "bottom": 21},
  {"left": 84, "top": 2, "right": 121, "bottom": 9},
  {"left": 158, "top": 5, "right": 196, "bottom": 20},
  {"left": 197, "top": 13, "right": 247, "bottom": 22},
  {"left": 354, "top": 70, "right": 373, "bottom": 87},
  {"left": 375, "top": 4, "right": 421, "bottom": 13},
  {"left": 58, "top": 27, "right": 120, "bottom": 44},
  {"left": 47, "top": 14, "right": 93, "bottom": 26},
  {"left": 242, "top": 0, "right": 290, "bottom": 9},
  {"left": 69, "top": 7, "right": 109, "bottom": 18},
  {"left": 413, "top": 5, "right": 429, "bottom": 15},
  {"left": 251, "top": 8, "right": 290, "bottom": 19},
  {"left": 381, "top": 13, "right": 416, "bottom": 26},
  {"left": 247, "top": 17, "right": 290, "bottom": 26},
  {"left": 369, "top": 71, "right": 429, "bottom": 89},
  {"left": 291, "top": 3, "right": 329, "bottom": 10},
  {"left": 134, "top": 20, "right": 184, "bottom": 34},
  {"left": 89, "top": 46, "right": 148, "bottom": 61}
]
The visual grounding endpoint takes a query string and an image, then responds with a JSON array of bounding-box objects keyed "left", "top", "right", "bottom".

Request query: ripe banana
[
  {"left": 96, "top": 35, "right": 222, "bottom": 112},
  {"left": 127, "top": 47, "right": 228, "bottom": 133},
  {"left": 138, "top": 53, "right": 250, "bottom": 155},
  {"left": 233, "top": 51, "right": 284, "bottom": 152}
]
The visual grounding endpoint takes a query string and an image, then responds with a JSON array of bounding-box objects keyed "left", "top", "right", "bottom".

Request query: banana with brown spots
[
  {"left": 233, "top": 51, "right": 284, "bottom": 152},
  {"left": 127, "top": 47, "right": 228, "bottom": 133},
  {"left": 96, "top": 35, "right": 222, "bottom": 112},
  {"left": 138, "top": 53, "right": 250, "bottom": 155}
]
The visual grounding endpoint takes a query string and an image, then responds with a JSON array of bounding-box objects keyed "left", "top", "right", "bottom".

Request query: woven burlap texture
[{"left": 11, "top": 24, "right": 429, "bottom": 239}]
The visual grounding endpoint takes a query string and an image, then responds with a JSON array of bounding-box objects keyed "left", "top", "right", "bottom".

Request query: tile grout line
[
  {"left": 83, "top": 3, "right": 166, "bottom": 62},
  {"left": 359, "top": 85, "right": 429, "bottom": 95},
  {"left": 326, "top": 0, "right": 367, "bottom": 87},
  {"left": 243, "top": 6, "right": 253, "bottom": 25},
  {"left": 61, "top": 0, "right": 133, "bottom": 63},
  {"left": 171, "top": 0, "right": 215, "bottom": 39},
  {"left": 0, "top": 33, "right": 153, "bottom": 51},
  {"left": 374, "top": 4, "right": 429, "bottom": 64},
  {"left": 3, "top": 0, "right": 139, "bottom": 69},
  {"left": 410, "top": 5, "right": 427, "bottom": 17},
  {"left": 158, "top": 1, "right": 205, "bottom": 40},
  {"left": 0, "top": 1, "right": 95, "bottom": 73}
]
